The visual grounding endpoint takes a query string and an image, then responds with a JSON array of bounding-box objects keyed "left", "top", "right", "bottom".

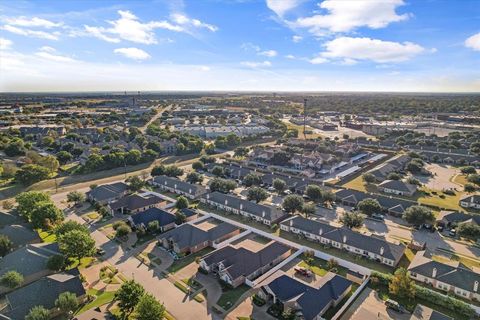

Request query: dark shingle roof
[
  {"left": 335, "top": 189, "right": 415, "bottom": 213},
  {"left": 130, "top": 207, "right": 176, "bottom": 227},
  {"left": 378, "top": 180, "right": 417, "bottom": 193},
  {"left": 0, "top": 224, "right": 39, "bottom": 248},
  {"left": 109, "top": 193, "right": 162, "bottom": 211},
  {"left": 87, "top": 182, "right": 128, "bottom": 202},
  {"left": 151, "top": 176, "right": 206, "bottom": 196}
]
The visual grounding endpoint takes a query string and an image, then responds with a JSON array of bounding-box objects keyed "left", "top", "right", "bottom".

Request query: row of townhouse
[
  {"left": 459, "top": 194, "right": 480, "bottom": 210},
  {"left": 149, "top": 175, "right": 207, "bottom": 199},
  {"left": 280, "top": 216, "right": 406, "bottom": 267},
  {"left": 200, "top": 191, "right": 289, "bottom": 226}
]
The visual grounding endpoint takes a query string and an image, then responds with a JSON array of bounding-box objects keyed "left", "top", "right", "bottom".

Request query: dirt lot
[
  {"left": 415, "top": 164, "right": 461, "bottom": 191},
  {"left": 193, "top": 218, "right": 221, "bottom": 231}
]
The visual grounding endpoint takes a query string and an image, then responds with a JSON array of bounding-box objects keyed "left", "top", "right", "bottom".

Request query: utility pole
[{"left": 303, "top": 98, "right": 308, "bottom": 140}]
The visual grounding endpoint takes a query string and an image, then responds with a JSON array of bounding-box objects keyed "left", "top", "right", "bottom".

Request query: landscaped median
[{"left": 173, "top": 280, "right": 205, "bottom": 303}]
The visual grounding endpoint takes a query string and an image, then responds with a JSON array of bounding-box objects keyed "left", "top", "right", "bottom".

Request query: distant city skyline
[{"left": 0, "top": 0, "right": 479, "bottom": 92}]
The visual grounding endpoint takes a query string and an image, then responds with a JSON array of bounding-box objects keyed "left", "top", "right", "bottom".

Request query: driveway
[{"left": 226, "top": 296, "right": 276, "bottom": 320}]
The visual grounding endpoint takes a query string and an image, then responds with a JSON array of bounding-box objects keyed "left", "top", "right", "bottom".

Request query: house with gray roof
[
  {"left": 367, "top": 154, "right": 410, "bottom": 181},
  {"left": 86, "top": 182, "right": 128, "bottom": 205},
  {"left": 0, "top": 224, "right": 40, "bottom": 249},
  {"left": 258, "top": 272, "right": 352, "bottom": 320},
  {"left": 150, "top": 175, "right": 207, "bottom": 199},
  {"left": 410, "top": 304, "right": 453, "bottom": 320},
  {"left": 158, "top": 219, "right": 240, "bottom": 255},
  {"left": 378, "top": 179, "right": 418, "bottom": 197},
  {"left": 436, "top": 211, "right": 480, "bottom": 228},
  {"left": 127, "top": 207, "right": 176, "bottom": 232},
  {"left": 201, "top": 192, "right": 289, "bottom": 226},
  {"left": 408, "top": 250, "right": 480, "bottom": 301},
  {"left": 1, "top": 269, "right": 85, "bottom": 320},
  {"left": 280, "top": 216, "right": 405, "bottom": 267},
  {"left": 0, "top": 243, "right": 60, "bottom": 294},
  {"left": 108, "top": 193, "right": 165, "bottom": 215},
  {"left": 199, "top": 241, "right": 291, "bottom": 288},
  {"left": 459, "top": 194, "right": 480, "bottom": 210}
]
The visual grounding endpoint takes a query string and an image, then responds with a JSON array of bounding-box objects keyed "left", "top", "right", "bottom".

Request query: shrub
[{"left": 47, "top": 255, "right": 66, "bottom": 271}]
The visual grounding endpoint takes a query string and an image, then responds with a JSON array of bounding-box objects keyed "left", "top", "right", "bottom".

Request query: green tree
[
  {"left": 406, "top": 159, "right": 423, "bottom": 174},
  {"left": 4, "top": 138, "right": 26, "bottom": 156},
  {"left": 126, "top": 175, "right": 145, "bottom": 192},
  {"left": 55, "top": 221, "right": 88, "bottom": 237},
  {"left": 47, "top": 255, "right": 66, "bottom": 271},
  {"left": 209, "top": 178, "right": 237, "bottom": 193},
  {"left": 244, "top": 173, "right": 262, "bottom": 187},
  {"left": 0, "top": 234, "right": 13, "bottom": 257},
  {"left": 55, "top": 291, "right": 78, "bottom": 315},
  {"left": 467, "top": 173, "right": 480, "bottom": 186},
  {"left": 25, "top": 305, "right": 50, "bottom": 320},
  {"left": 135, "top": 293, "right": 165, "bottom": 320},
  {"left": 340, "top": 211, "right": 364, "bottom": 229},
  {"left": 301, "top": 203, "right": 316, "bottom": 218},
  {"left": 16, "top": 191, "right": 51, "bottom": 220},
  {"left": 191, "top": 161, "right": 204, "bottom": 172},
  {"left": 115, "top": 280, "right": 145, "bottom": 317},
  {"left": 282, "top": 194, "right": 304, "bottom": 213},
  {"left": 457, "top": 222, "right": 480, "bottom": 241},
  {"left": 148, "top": 220, "right": 160, "bottom": 232},
  {"left": 116, "top": 225, "right": 131, "bottom": 238},
  {"left": 56, "top": 151, "right": 73, "bottom": 165},
  {"left": 387, "top": 172, "right": 401, "bottom": 180},
  {"left": 234, "top": 147, "right": 249, "bottom": 158},
  {"left": 357, "top": 198, "right": 382, "bottom": 216},
  {"left": 273, "top": 178, "right": 286, "bottom": 193},
  {"left": 164, "top": 165, "right": 184, "bottom": 177},
  {"left": 464, "top": 183, "right": 477, "bottom": 193},
  {"left": 175, "top": 212, "right": 187, "bottom": 225},
  {"left": 306, "top": 185, "right": 323, "bottom": 202},
  {"left": 58, "top": 230, "right": 96, "bottom": 260},
  {"left": 362, "top": 173, "right": 376, "bottom": 184},
  {"left": 389, "top": 268, "right": 416, "bottom": 300},
  {"left": 321, "top": 190, "right": 335, "bottom": 203},
  {"left": 66, "top": 191, "right": 86, "bottom": 206},
  {"left": 176, "top": 196, "right": 189, "bottom": 209},
  {"left": 15, "top": 164, "right": 50, "bottom": 185},
  {"left": 31, "top": 201, "right": 64, "bottom": 230},
  {"left": 460, "top": 166, "right": 476, "bottom": 174},
  {"left": 247, "top": 187, "right": 269, "bottom": 203},
  {"left": 211, "top": 166, "right": 225, "bottom": 177},
  {"left": 151, "top": 165, "right": 165, "bottom": 176},
  {"left": 0, "top": 270, "right": 24, "bottom": 288},
  {"left": 186, "top": 172, "right": 203, "bottom": 184},
  {"left": 402, "top": 205, "right": 434, "bottom": 226}
]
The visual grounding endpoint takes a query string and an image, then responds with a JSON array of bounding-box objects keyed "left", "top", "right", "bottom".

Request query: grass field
[
  {"left": 76, "top": 288, "right": 116, "bottom": 314},
  {"left": 216, "top": 284, "right": 250, "bottom": 311},
  {"left": 38, "top": 229, "right": 57, "bottom": 243}
]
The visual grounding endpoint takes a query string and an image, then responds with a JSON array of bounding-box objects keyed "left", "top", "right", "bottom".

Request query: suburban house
[
  {"left": 149, "top": 175, "right": 207, "bottom": 199},
  {"left": 0, "top": 223, "right": 40, "bottom": 249},
  {"left": 378, "top": 179, "right": 418, "bottom": 197},
  {"left": 410, "top": 304, "right": 453, "bottom": 320},
  {"left": 108, "top": 193, "right": 165, "bottom": 215},
  {"left": 459, "top": 194, "right": 480, "bottom": 210},
  {"left": 1, "top": 268, "right": 86, "bottom": 320},
  {"left": 0, "top": 243, "right": 60, "bottom": 294},
  {"left": 258, "top": 273, "right": 352, "bottom": 320},
  {"left": 158, "top": 220, "right": 240, "bottom": 255},
  {"left": 280, "top": 216, "right": 405, "bottom": 267},
  {"left": 179, "top": 208, "right": 200, "bottom": 222},
  {"left": 335, "top": 189, "right": 416, "bottom": 216},
  {"left": 367, "top": 154, "right": 410, "bottom": 181},
  {"left": 86, "top": 182, "right": 129, "bottom": 205},
  {"left": 436, "top": 211, "right": 480, "bottom": 228},
  {"left": 408, "top": 250, "right": 480, "bottom": 301},
  {"left": 200, "top": 192, "right": 289, "bottom": 226},
  {"left": 127, "top": 207, "right": 176, "bottom": 232},
  {"left": 199, "top": 241, "right": 291, "bottom": 288}
]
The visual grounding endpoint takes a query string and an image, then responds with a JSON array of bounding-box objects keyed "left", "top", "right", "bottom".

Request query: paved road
[{"left": 139, "top": 104, "right": 172, "bottom": 133}]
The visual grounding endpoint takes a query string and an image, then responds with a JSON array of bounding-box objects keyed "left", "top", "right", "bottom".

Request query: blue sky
[{"left": 0, "top": 0, "right": 479, "bottom": 92}]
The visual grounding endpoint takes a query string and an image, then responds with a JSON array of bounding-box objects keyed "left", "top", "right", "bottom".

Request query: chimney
[
  {"left": 380, "top": 247, "right": 384, "bottom": 255},
  {"left": 225, "top": 199, "right": 228, "bottom": 206},
  {"left": 174, "top": 184, "right": 177, "bottom": 189},
  {"left": 206, "top": 194, "right": 210, "bottom": 200},
  {"left": 164, "top": 181, "right": 167, "bottom": 186},
  {"left": 262, "top": 211, "right": 266, "bottom": 218},
  {"left": 290, "top": 219, "right": 293, "bottom": 226},
  {"left": 342, "top": 235, "right": 347, "bottom": 243},
  {"left": 189, "top": 188, "right": 192, "bottom": 194},
  {"left": 432, "top": 268, "right": 437, "bottom": 278},
  {"left": 474, "top": 281, "right": 479, "bottom": 293},
  {"left": 240, "top": 203, "right": 243, "bottom": 210},
  {"left": 319, "top": 228, "right": 323, "bottom": 235}
]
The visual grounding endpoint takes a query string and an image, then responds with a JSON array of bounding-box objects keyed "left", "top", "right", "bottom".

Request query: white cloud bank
[
  {"left": 114, "top": 47, "right": 151, "bottom": 60},
  {"left": 465, "top": 32, "right": 480, "bottom": 51},
  {"left": 266, "top": 0, "right": 304, "bottom": 17},
  {"left": 0, "top": 38, "right": 13, "bottom": 50}
]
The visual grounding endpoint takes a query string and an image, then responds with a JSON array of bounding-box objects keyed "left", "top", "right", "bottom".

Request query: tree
[
  {"left": 457, "top": 222, "right": 480, "bottom": 241},
  {"left": 47, "top": 255, "right": 66, "bottom": 271},
  {"left": 407, "top": 177, "right": 421, "bottom": 186},
  {"left": 151, "top": 165, "right": 165, "bottom": 176},
  {"left": 301, "top": 203, "right": 316, "bottom": 218},
  {"left": 0, "top": 270, "right": 24, "bottom": 288},
  {"left": 25, "top": 306, "right": 50, "bottom": 320},
  {"left": 406, "top": 160, "right": 423, "bottom": 174},
  {"left": 16, "top": 191, "right": 51, "bottom": 220},
  {"left": 247, "top": 187, "right": 269, "bottom": 203},
  {"left": 5, "top": 138, "right": 26, "bottom": 156},
  {"left": 209, "top": 178, "right": 237, "bottom": 193},
  {"left": 58, "top": 230, "right": 96, "bottom": 260},
  {"left": 273, "top": 178, "right": 286, "bottom": 193},
  {"left": 56, "top": 151, "right": 73, "bottom": 165},
  {"left": 126, "top": 175, "right": 145, "bottom": 192},
  {"left": 244, "top": 173, "right": 262, "bottom": 187},
  {"left": 357, "top": 198, "right": 382, "bottom": 216},
  {"left": 282, "top": 195, "right": 304, "bottom": 213},
  {"left": 321, "top": 190, "right": 335, "bottom": 203},
  {"left": 192, "top": 161, "right": 204, "bottom": 172},
  {"left": 55, "top": 221, "right": 89, "bottom": 237},
  {"left": 362, "top": 173, "right": 376, "bottom": 184},
  {"left": 234, "top": 147, "right": 249, "bottom": 158},
  {"left": 340, "top": 211, "right": 364, "bottom": 229},
  {"left": 460, "top": 166, "right": 476, "bottom": 174},
  {"left": 387, "top": 172, "right": 401, "bottom": 180},
  {"left": 464, "top": 183, "right": 477, "bottom": 193},
  {"left": 148, "top": 220, "right": 160, "bottom": 232},
  {"left": 211, "top": 166, "right": 225, "bottom": 177},
  {"left": 164, "top": 165, "right": 184, "bottom": 177},
  {"left": 31, "top": 201, "right": 64, "bottom": 230},
  {"left": 0, "top": 234, "right": 13, "bottom": 257},
  {"left": 66, "top": 191, "right": 86, "bottom": 206},
  {"left": 55, "top": 291, "right": 78, "bottom": 315},
  {"left": 135, "top": 293, "right": 165, "bottom": 320},
  {"left": 116, "top": 225, "right": 132, "bottom": 238},
  {"left": 199, "top": 155, "right": 215, "bottom": 164},
  {"left": 389, "top": 268, "right": 416, "bottom": 300},
  {"left": 306, "top": 185, "right": 323, "bottom": 202},
  {"left": 326, "top": 258, "right": 339, "bottom": 270},
  {"left": 115, "top": 280, "right": 145, "bottom": 317},
  {"left": 15, "top": 164, "right": 50, "bottom": 185},
  {"left": 175, "top": 212, "right": 187, "bottom": 225},
  {"left": 176, "top": 196, "right": 189, "bottom": 209},
  {"left": 186, "top": 172, "right": 203, "bottom": 184},
  {"left": 403, "top": 205, "right": 434, "bottom": 226},
  {"left": 467, "top": 174, "right": 480, "bottom": 186}
]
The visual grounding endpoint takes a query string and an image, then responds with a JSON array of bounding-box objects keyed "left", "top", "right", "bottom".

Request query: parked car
[
  {"left": 95, "top": 248, "right": 106, "bottom": 256},
  {"left": 385, "top": 299, "right": 406, "bottom": 313},
  {"left": 449, "top": 229, "right": 456, "bottom": 237},
  {"left": 294, "top": 268, "right": 312, "bottom": 277},
  {"left": 267, "top": 186, "right": 275, "bottom": 192},
  {"left": 437, "top": 225, "right": 444, "bottom": 232},
  {"left": 371, "top": 213, "right": 385, "bottom": 220}
]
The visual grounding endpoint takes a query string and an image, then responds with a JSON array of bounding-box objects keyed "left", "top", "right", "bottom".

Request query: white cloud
[
  {"left": 292, "top": 35, "right": 302, "bottom": 43},
  {"left": 3, "top": 16, "right": 62, "bottom": 28},
  {"left": 241, "top": 60, "right": 272, "bottom": 68},
  {"left": 84, "top": 10, "right": 216, "bottom": 44},
  {"left": 291, "top": 0, "right": 409, "bottom": 35},
  {"left": 465, "top": 32, "right": 480, "bottom": 51},
  {"left": 35, "top": 49, "right": 76, "bottom": 63},
  {"left": 0, "top": 37, "right": 12, "bottom": 50},
  {"left": 285, "top": 54, "right": 296, "bottom": 59},
  {"left": 266, "top": 0, "right": 304, "bottom": 17},
  {"left": 2, "top": 24, "right": 60, "bottom": 40},
  {"left": 114, "top": 47, "right": 151, "bottom": 60},
  {"left": 259, "top": 50, "right": 277, "bottom": 57},
  {"left": 318, "top": 37, "right": 425, "bottom": 63},
  {"left": 39, "top": 46, "right": 56, "bottom": 53},
  {"left": 309, "top": 56, "right": 328, "bottom": 64}
]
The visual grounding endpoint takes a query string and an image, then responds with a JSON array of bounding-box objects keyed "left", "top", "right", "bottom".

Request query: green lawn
[
  {"left": 66, "top": 256, "right": 95, "bottom": 270},
  {"left": 216, "top": 284, "right": 251, "bottom": 311},
  {"left": 37, "top": 229, "right": 57, "bottom": 243},
  {"left": 76, "top": 288, "right": 116, "bottom": 314},
  {"left": 299, "top": 260, "right": 328, "bottom": 276},
  {"left": 167, "top": 247, "right": 214, "bottom": 274},
  {"left": 299, "top": 254, "right": 350, "bottom": 277}
]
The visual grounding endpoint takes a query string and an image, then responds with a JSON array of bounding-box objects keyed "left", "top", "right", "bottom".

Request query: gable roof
[
  {"left": 378, "top": 180, "right": 417, "bottom": 193},
  {"left": 151, "top": 175, "right": 206, "bottom": 196},
  {"left": 87, "top": 182, "right": 128, "bottom": 202},
  {"left": 335, "top": 189, "right": 416, "bottom": 213},
  {"left": 410, "top": 304, "right": 453, "bottom": 320},
  {"left": 437, "top": 211, "right": 480, "bottom": 225},
  {"left": 0, "top": 224, "right": 39, "bottom": 248},
  {"left": 460, "top": 194, "right": 480, "bottom": 204},
  {"left": 3, "top": 269, "right": 85, "bottom": 320},
  {"left": 130, "top": 207, "right": 176, "bottom": 227},
  {"left": 109, "top": 193, "right": 163, "bottom": 211}
]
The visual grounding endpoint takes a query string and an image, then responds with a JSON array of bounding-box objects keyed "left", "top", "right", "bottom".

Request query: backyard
[
  {"left": 167, "top": 247, "right": 214, "bottom": 274},
  {"left": 216, "top": 284, "right": 251, "bottom": 311}
]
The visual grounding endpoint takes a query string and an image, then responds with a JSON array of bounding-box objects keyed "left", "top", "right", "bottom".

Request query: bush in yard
[
  {"left": 402, "top": 205, "right": 434, "bottom": 226},
  {"left": 113, "top": 220, "right": 128, "bottom": 230},
  {"left": 0, "top": 234, "right": 13, "bottom": 257},
  {"left": 148, "top": 220, "right": 160, "bottom": 232},
  {"left": 457, "top": 222, "right": 480, "bottom": 241},
  {"left": 176, "top": 196, "right": 189, "bottom": 209},
  {"left": 47, "top": 254, "right": 66, "bottom": 271},
  {"left": 116, "top": 225, "right": 131, "bottom": 238},
  {"left": 464, "top": 183, "right": 476, "bottom": 193},
  {"left": 357, "top": 198, "right": 382, "bottom": 216},
  {"left": 362, "top": 173, "right": 376, "bottom": 184},
  {"left": 25, "top": 305, "right": 50, "bottom": 320},
  {"left": 282, "top": 194, "right": 304, "bottom": 214},
  {"left": 55, "top": 291, "right": 78, "bottom": 315},
  {"left": 389, "top": 268, "right": 415, "bottom": 300},
  {"left": 0, "top": 270, "right": 24, "bottom": 288}
]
